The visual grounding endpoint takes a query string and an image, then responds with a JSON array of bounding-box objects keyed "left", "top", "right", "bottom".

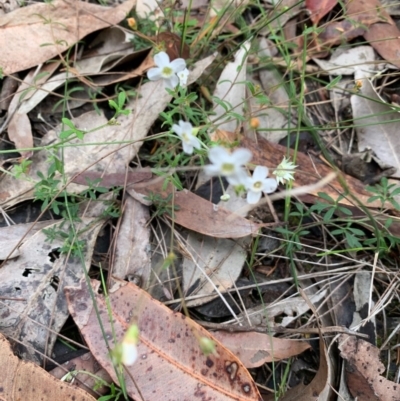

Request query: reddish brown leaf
[
  {"left": 346, "top": 0, "right": 400, "bottom": 68},
  {"left": 211, "top": 331, "right": 310, "bottom": 368},
  {"left": 306, "top": 0, "right": 338, "bottom": 25},
  {"left": 153, "top": 32, "right": 191, "bottom": 60},
  {"left": 65, "top": 279, "right": 262, "bottom": 401},
  {"left": 0, "top": 333, "right": 95, "bottom": 401},
  {"left": 133, "top": 177, "right": 264, "bottom": 238},
  {"left": 338, "top": 334, "right": 400, "bottom": 401}
]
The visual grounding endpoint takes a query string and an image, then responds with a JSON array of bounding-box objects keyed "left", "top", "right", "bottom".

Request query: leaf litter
[{"left": 1, "top": 0, "right": 400, "bottom": 400}]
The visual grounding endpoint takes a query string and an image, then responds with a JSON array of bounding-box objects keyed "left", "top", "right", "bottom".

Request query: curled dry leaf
[
  {"left": 0, "top": 0, "right": 137, "bottom": 75},
  {"left": 338, "top": 334, "right": 399, "bottom": 401},
  {"left": 7, "top": 112, "right": 33, "bottom": 158},
  {"left": 280, "top": 338, "right": 332, "bottom": 401},
  {"left": 306, "top": 0, "right": 338, "bottom": 25},
  {"left": 351, "top": 78, "right": 400, "bottom": 178},
  {"left": 211, "top": 40, "right": 250, "bottom": 133},
  {"left": 211, "top": 331, "right": 311, "bottom": 369},
  {"left": 346, "top": 0, "right": 400, "bottom": 68},
  {"left": 65, "top": 279, "right": 262, "bottom": 401},
  {"left": 182, "top": 233, "right": 250, "bottom": 307},
  {"left": 112, "top": 195, "right": 151, "bottom": 286},
  {"left": 0, "top": 333, "right": 95, "bottom": 401}
]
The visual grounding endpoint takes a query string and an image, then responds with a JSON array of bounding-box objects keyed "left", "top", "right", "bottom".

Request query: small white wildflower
[
  {"left": 273, "top": 157, "right": 297, "bottom": 185},
  {"left": 147, "top": 51, "right": 186, "bottom": 89},
  {"left": 220, "top": 193, "right": 231, "bottom": 201},
  {"left": 177, "top": 68, "right": 189, "bottom": 87},
  {"left": 245, "top": 166, "right": 278, "bottom": 204},
  {"left": 121, "top": 324, "right": 139, "bottom": 366},
  {"left": 121, "top": 341, "right": 138, "bottom": 366},
  {"left": 205, "top": 146, "right": 252, "bottom": 185},
  {"left": 172, "top": 120, "right": 201, "bottom": 155}
]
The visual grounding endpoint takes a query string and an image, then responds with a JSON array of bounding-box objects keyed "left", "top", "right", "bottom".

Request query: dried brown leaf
[
  {"left": 351, "top": 78, "right": 400, "bottom": 178},
  {"left": 211, "top": 331, "right": 311, "bottom": 368},
  {"left": 338, "top": 334, "right": 400, "bottom": 401},
  {"left": 7, "top": 112, "right": 33, "bottom": 157},
  {"left": 65, "top": 278, "right": 262, "bottom": 401},
  {"left": 112, "top": 195, "right": 151, "bottom": 285},
  {"left": 0, "top": 198, "right": 110, "bottom": 364},
  {"left": 306, "top": 0, "right": 338, "bottom": 25},
  {"left": 0, "top": 0, "right": 137, "bottom": 75},
  {"left": 0, "top": 333, "right": 95, "bottom": 401},
  {"left": 280, "top": 338, "right": 331, "bottom": 401},
  {"left": 131, "top": 177, "right": 264, "bottom": 238},
  {"left": 346, "top": 0, "right": 400, "bottom": 68},
  {"left": 50, "top": 352, "right": 111, "bottom": 397}
]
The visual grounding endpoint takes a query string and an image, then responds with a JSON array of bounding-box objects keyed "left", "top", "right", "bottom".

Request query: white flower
[
  {"left": 172, "top": 120, "right": 201, "bottom": 154},
  {"left": 245, "top": 166, "right": 278, "bottom": 204},
  {"left": 204, "top": 146, "right": 252, "bottom": 185},
  {"left": 121, "top": 341, "right": 138, "bottom": 366},
  {"left": 220, "top": 193, "right": 230, "bottom": 201},
  {"left": 147, "top": 51, "right": 186, "bottom": 89},
  {"left": 121, "top": 324, "right": 139, "bottom": 366},
  {"left": 273, "top": 156, "right": 297, "bottom": 185},
  {"left": 178, "top": 68, "right": 189, "bottom": 87}
]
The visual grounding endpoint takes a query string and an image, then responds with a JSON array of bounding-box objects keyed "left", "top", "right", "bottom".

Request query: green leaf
[
  {"left": 347, "top": 227, "right": 364, "bottom": 236},
  {"left": 118, "top": 90, "right": 126, "bottom": 107},
  {"left": 367, "top": 195, "right": 381, "bottom": 203},
  {"left": 391, "top": 187, "right": 400, "bottom": 196},
  {"left": 326, "top": 75, "right": 342, "bottom": 89},
  {"left": 61, "top": 117, "right": 75, "bottom": 129},
  {"left": 338, "top": 206, "right": 352, "bottom": 216},
  {"left": 318, "top": 192, "right": 334, "bottom": 203},
  {"left": 323, "top": 207, "right": 335, "bottom": 222}
]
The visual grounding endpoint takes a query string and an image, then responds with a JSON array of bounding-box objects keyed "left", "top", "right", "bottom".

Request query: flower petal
[
  {"left": 262, "top": 178, "right": 278, "bottom": 193},
  {"left": 232, "top": 148, "right": 252, "bottom": 165},
  {"left": 182, "top": 142, "right": 193, "bottom": 154},
  {"left": 121, "top": 343, "right": 138, "bottom": 366},
  {"left": 208, "top": 146, "right": 227, "bottom": 164},
  {"left": 180, "top": 121, "right": 193, "bottom": 133},
  {"left": 165, "top": 75, "right": 179, "bottom": 89},
  {"left": 170, "top": 58, "right": 186, "bottom": 73},
  {"left": 247, "top": 190, "right": 262, "bottom": 204},
  {"left": 172, "top": 124, "right": 182, "bottom": 136},
  {"left": 227, "top": 169, "right": 248, "bottom": 185},
  {"left": 190, "top": 136, "right": 201, "bottom": 150},
  {"left": 204, "top": 164, "right": 221, "bottom": 176},
  {"left": 147, "top": 67, "right": 162, "bottom": 81},
  {"left": 154, "top": 51, "right": 170, "bottom": 68},
  {"left": 253, "top": 165, "right": 268, "bottom": 180}
]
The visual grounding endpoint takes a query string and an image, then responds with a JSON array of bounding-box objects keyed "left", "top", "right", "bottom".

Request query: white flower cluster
[
  {"left": 170, "top": 119, "right": 297, "bottom": 204},
  {"left": 205, "top": 146, "right": 278, "bottom": 204},
  {"left": 146, "top": 51, "right": 296, "bottom": 205},
  {"left": 147, "top": 51, "right": 189, "bottom": 89}
]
